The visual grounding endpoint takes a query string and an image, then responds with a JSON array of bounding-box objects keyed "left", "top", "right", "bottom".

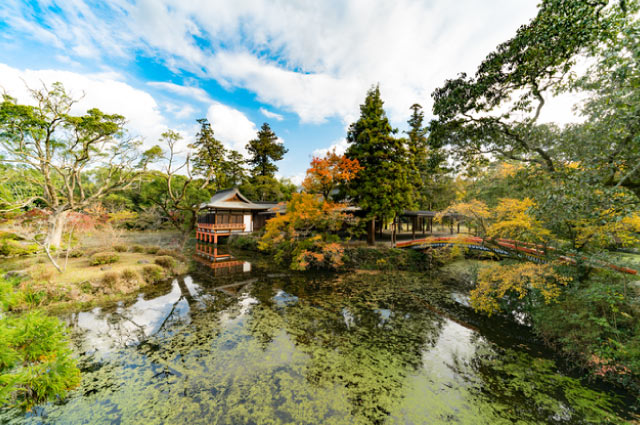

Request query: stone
[
  {"left": 3, "top": 270, "right": 28, "bottom": 280},
  {"left": 100, "top": 266, "right": 112, "bottom": 271},
  {"left": 138, "top": 259, "right": 150, "bottom": 264}
]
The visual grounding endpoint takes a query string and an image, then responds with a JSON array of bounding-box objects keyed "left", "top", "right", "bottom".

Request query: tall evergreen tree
[
  {"left": 345, "top": 85, "right": 414, "bottom": 245},
  {"left": 246, "top": 123, "right": 288, "bottom": 178},
  {"left": 406, "top": 103, "right": 429, "bottom": 207},
  {"left": 191, "top": 118, "right": 227, "bottom": 190}
]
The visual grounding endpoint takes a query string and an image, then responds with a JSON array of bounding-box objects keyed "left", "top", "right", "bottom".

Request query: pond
[{"left": 2, "top": 253, "right": 635, "bottom": 424}]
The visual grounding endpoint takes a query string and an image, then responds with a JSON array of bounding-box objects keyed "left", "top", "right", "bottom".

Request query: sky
[{"left": 0, "top": 0, "right": 547, "bottom": 184}]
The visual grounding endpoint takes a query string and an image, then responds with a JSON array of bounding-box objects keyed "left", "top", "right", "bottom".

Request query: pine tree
[
  {"left": 406, "top": 103, "right": 429, "bottom": 207},
  {"left": 191, "top": 118, "right": 227, "bottom": 190},
  {"left": 246, "top": 123, "right": 288, "bottom": 178},
  {"left": 345, "top": 85, "right": 414, "bottom": 245}
]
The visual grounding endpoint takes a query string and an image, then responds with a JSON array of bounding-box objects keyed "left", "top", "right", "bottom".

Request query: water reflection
[
  {"left": 2, "top": 261, "right": 632, "bottom": 424},
  {"left": 194, "top": 243, "right": 252, "bottom": 275}
]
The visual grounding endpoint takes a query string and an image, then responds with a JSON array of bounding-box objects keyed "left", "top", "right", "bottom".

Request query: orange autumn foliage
[{"left": 302, "top": 149, "right": 362, "bottom": 200}]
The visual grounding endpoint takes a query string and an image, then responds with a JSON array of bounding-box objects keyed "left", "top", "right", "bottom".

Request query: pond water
[{"left": 2, "top": 254, "right": 635, "bottom": 424}]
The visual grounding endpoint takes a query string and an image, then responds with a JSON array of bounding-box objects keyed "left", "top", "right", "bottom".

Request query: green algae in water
[{"left": 1, "top": 268, "right": 634, "bottom": 424}]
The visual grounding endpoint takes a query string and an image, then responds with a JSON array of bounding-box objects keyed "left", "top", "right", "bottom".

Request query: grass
[{"left": 0, "top": 250, "right": 188, "bottom": 312}]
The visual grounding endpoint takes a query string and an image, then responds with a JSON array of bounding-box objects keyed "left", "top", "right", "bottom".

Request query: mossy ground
[{"left": 2, "top": 250, "right": 187, "bottom": 312}]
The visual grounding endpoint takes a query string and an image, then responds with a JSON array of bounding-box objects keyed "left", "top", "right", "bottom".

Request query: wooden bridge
[{"left": 396, "top": 236, "right": 639, "bottom": 276}]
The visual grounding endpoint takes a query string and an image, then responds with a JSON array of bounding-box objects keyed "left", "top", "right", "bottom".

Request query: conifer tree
[
  {"left": 406, "top": 104, "right": 429, "bottom": 207},
  {"left": 246, "top": 123, "right": 288, "bottom": 178},
  {"left": 345, "top": 85, "right": 413, "bottom": 245},
  {"left": 191, "top": 118, "right": 227, "bottom": 190}
]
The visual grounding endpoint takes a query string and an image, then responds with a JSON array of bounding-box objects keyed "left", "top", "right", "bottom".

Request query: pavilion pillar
[
  {"left": 457, "top": 222, "right": 461, "bottom": 234},
  {"left": 412, "top": 216, "right": 416, "bottom": 239},
  {"left": 450, "top": 218, "right": 454, "bottom": 234}
]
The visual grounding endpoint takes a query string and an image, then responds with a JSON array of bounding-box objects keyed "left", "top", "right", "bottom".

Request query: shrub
[
  {"left": 141, "top": 265, "right": 165, "bottom": 284},
  {"left": 228, "top": 235, "right": 259, "bottom": 251},
  {"left": 29, "top": 265, "right": 56, "bottom": 283},
  {"left": 112, "top": 244, "right": 128, "bottom": 253},
  {"left": 132, "top": 244, "right": 146, "bottom": 253},
  {"left": 0, "top": 310, "right": 80, "bottom": 410},
  {"left": 89, "top": 252, "right": 120, "bottom": 266},
  {"left": 0, "top": 240, "right": 39, "bottom": 257},
  {"left": 156, "top": 249, "right": 187, "bottom": 262},
  {"left": 154, "top": 255, "right": 176, "bottom": 270},
  {"left": 120, "top": 268, "right": 141, "bottom": 285},
  {"left": 67, "top": 249, "right": 84, "bottom": 258},
  {"left": 100, "top": 272, "right": 120, "bottom": 288},
  {"left": 22, "top": 286, "right": 47, "bottom": 307},
  {"left": 0, "top": 275, "right": 20, "bottom": 310},
  {"left": 144, "top": 246, "right": 161, "bottom": 254}
]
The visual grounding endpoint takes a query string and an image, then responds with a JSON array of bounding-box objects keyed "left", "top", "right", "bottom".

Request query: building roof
[{"left": 200, "top": 188, "right": 274, "bottom": 211}]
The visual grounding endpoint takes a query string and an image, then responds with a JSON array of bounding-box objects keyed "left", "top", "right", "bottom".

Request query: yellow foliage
[
  {"left": 436, "top": 199, "right": 490, "bottom": 233},
  {"left": 487, "top": 198, "right": 551, "bottom": 242},
  {"left": 574, "top": 212, "right": 640, "bottom": 250},
  {"left": 497, "top": 162, "right": 522, "bottom": 178},
  {"left": 471, "top": 262, "right": 572, "bottom": 315}
]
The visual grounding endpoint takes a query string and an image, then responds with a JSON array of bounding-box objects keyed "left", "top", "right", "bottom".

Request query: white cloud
[
  {"left": 206, "top": 102, "right": 257, "bottom": 155},
  {"left": 0, "top": 63, "right": 167, "bottom": 148},
  {"left": 259, "top": 107, "right": 283, "bottom": 121},
  {"left": 148, "top": 81, "right": 212, "bottom": 104},
  {"left": 2, "top": 0, "right": 547, "bottom": 125},
  {"left": 312, "top": 138, "right": 349, "bottom": 157}
]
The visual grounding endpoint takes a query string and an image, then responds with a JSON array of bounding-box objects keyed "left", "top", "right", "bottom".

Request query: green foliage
[
  {"left": 112, "top": 244, "right": 128, "bottom": 253},
  {"left": 0, "top": 240, "right": 39, "bottom": 257},
  {"left": 345, "top": 85, "right": 414, "bottom": 240},
  {"left": 101, "top": 272, "right": 120, "bottom": 288},
  {"left": 342, "top": 247, "right": 430, "bottom": 272},
  {"left": 228, "top": 234, "right": 260, "bottom": 251},
  {"left": 238, "top": 176, "right": 296, "bottom": 202},
  {"left": 246, "top": 122, "right": 287, "bottom": 178},
  {"left": 154, "top": 255, "right": 176, "bottom": 271},
  {"left": 0, "top": 275, "right": 80, "bottom": 411},
  {"left": 89, "top": 252, "right": 120, "bottom": 266},
  {"left": 144, "top": 246, "right": 160, "bottom": 254},
  {"left": 131, "top": 245, "right": 145, "bottom": 253},
  {"left": 141, "top": 265, "right": 165, "bottom": 284},
  {"left": 531, "top": 271, "right": 640, "bottom": 392}
]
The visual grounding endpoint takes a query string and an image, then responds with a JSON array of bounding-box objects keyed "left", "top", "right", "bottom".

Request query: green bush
[
  {"left": 132, "top": 244, "right": 146, "bottom": 253},
  {"left": 228, "top": 234, "right": 259, "bottom": 251},
  {"left": 89, "top": 252, "right": 120, "bottom": 266},
  {"left": 154, "top": 255, "right": 176, "bottom": 270},
  {"left": 112, "top": 244, "right": 128, "bottom": 253},
  {"left": 342, "top": 247, "right": 429, "bottom": 271},
  {"left": 0, "top": 240, "right": 39, "bottom": 257},
  {"left": 120, "top": 268, "right": 140, "bottom": 283},
  {"left": 100, "top": 272, "right": 120, "bottom": 288},
  {"left": 141, "top": 265, "right": 165, "bottom": 284},
  {"left": 67, "top": 248, "right": 84, "bottom": 258},
  {"left": 0, "top": 231, "right": 21, "bottom": 241},
  {"left": 531, "top": 271, "right": 640, "bottom": 396},
  {"left": 0, "top": 310, "right": 80, "bottom": 410},
  {"left": 144, "top": 246, "right": 161, "bottom": 254}
]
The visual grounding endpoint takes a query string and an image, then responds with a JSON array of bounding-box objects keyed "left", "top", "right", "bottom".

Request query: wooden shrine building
[{"left": 196, "top": 188, "right": 277, "bottom": 244}]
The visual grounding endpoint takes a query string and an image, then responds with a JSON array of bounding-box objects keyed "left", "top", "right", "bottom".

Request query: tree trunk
[
  {"left": 367, "top": 218, "right": 376, "bottom": 246},
  {"left": 46, "top": 210, "right": 68, "bottom": 249},
  {"left": 392, "top": 215, "right": 397, "bottom": 246}
]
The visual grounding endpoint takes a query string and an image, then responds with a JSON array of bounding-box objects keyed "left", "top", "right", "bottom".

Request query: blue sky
[{"left": 0, "top": 0, "right": 540, "bottom": 183}]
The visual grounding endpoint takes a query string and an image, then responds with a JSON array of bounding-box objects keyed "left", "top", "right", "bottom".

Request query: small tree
[
  {"left": 302, "top": 149, "right": 362, "bottom": 201},
  {"left": 0, "top": 83, "right": 141, "bottom": 270}
]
